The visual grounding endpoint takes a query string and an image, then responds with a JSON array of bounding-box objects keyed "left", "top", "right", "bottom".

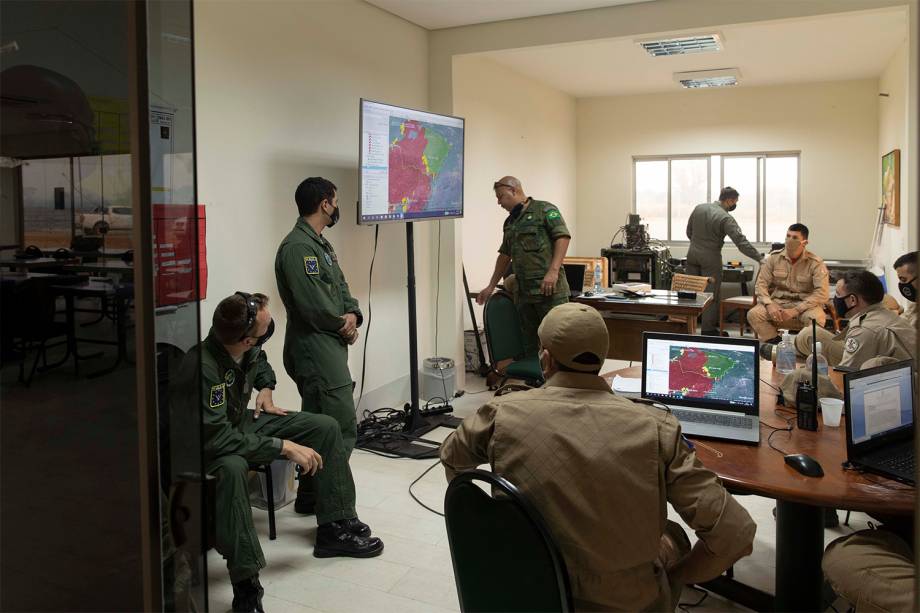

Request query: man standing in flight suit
[
  {"left": 275, "top": 177, "right": 362, "bottom": 514},
  {"left": 176, "top": 292, "right": 382, "bottom": 612},
  {"left": 686, "top": 186, "right": 763, "bottom": 335},
  {"left": 476, "top": 176, "right": 571, "bottom": 357}
]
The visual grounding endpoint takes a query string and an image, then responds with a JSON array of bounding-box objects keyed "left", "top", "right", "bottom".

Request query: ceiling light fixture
[
  {"left": 637, "top": 33, "right": 722, "bottom": 57},
  {"left": 674, "top": 68, "right": 741, "bottom": 89}
]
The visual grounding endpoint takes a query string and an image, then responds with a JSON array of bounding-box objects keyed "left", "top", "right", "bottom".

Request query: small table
[
  {"left": 722, "top": 265, "right": 755, "bottom": 295},
  {"left": 52, "top": 281, "right": 133, "bottom": 378},
  {"left": 62, "top": 260, "right": 133, "bottom": 275},
  {"left": 602, "top": 361, "right": 914, "bottom": 612},
  {"left": 576, "top": 290, "right": 712, "bottom": 360}
]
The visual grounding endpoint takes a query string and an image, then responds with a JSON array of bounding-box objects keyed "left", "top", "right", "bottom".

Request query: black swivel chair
[
  {"left": 9, "top": 278, "right": 70, "bottom": 385},
  {"left": 444, "top": 469, "right": 573, "bottom": 613}
]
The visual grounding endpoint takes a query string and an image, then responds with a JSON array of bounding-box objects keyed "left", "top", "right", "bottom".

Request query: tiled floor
[{"left": 208, "top": 362, "right": 862, "bottom": 612}]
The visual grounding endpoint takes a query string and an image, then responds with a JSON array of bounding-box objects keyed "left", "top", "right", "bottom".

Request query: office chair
[
  {"left": 482, "top": 291, "right": 544, "bottom": 387},
  {"left": 444, "top": 469, "right": 573, "bottom": 613}
]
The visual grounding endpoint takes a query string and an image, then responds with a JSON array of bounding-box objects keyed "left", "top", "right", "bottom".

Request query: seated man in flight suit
[{"left": 174, "top": 292, "right": 382, "bottom": 612}]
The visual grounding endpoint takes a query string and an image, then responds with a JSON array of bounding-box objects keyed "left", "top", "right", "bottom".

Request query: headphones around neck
[{"left": 234, "top": 291, "right": 258, "bottom": 341}]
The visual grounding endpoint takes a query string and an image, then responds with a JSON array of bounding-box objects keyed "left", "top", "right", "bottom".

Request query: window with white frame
[{"left": 633, "top": 153, "right": 799, "bottom": 243}]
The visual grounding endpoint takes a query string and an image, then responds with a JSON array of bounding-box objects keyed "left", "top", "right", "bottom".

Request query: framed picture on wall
[{"left": 882, "top": 149, "right": 900, "bottom": 226}]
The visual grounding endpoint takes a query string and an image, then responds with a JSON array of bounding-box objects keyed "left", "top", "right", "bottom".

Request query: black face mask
[
  {"left": 833, "top": 294, "right": 853, "bottom": 318},
  {"left": 899, "top": 279, "right": 917, "bottom": 302},
  {"left": 727, "top": 203, "right": 737, "bottom": 212},
  {"left": 255, "top": 319, "right": 275, "bottom": 347},
  {"left": 325, "top": 203, "right": 340, "bottom": 227}
]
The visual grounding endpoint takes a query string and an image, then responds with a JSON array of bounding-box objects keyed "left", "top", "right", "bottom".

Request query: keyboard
[
  {"left": 671, "top": 409, "right": 754, "bottom": 430},
  {"left": 874, "top": 454, "right": 915, "bottom": 474}
]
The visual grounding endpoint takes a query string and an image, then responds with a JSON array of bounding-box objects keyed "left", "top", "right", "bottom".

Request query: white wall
[
  {"left": 878, "top": 39, "right": 913, "bottom": 298},
  {"left": 576, "top": 79, "right": 880, "bottom": 263},
  {"left": 452, "top": 55, "right": 577, "bottom": 325},
  {"left": 195, "top": 0, "right": 434, "bottom": 412}
]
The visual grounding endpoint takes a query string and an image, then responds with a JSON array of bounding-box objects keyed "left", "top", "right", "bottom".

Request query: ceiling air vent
[
  {"left": 637, "top": 33, "right": 722, "bottom": 57},
  {"left": 674, "top": 68, "right": 740, "bottom": 89}
]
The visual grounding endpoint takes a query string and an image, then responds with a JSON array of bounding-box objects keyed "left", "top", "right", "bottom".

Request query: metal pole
[{"left": 404, "top": 221, "right": 424, "bottom": 431}]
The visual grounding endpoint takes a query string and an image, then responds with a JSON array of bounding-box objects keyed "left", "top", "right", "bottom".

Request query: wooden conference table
[
  {"left": 575, "top": 290, "right": 712, "bottom": 361},
  {"left": 603, "top": 361, "right": 914, "bottom": 613}
]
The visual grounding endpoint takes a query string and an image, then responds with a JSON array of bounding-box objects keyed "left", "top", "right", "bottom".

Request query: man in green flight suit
[
  {"left": 174, "top": 292, "right": 382, "bottom": 613},
  {"left": 275, "top": 177, "right": 361, "bottom": 514},
  {"left": 477, "top": 176, "right": 571, "bottom": 357}
]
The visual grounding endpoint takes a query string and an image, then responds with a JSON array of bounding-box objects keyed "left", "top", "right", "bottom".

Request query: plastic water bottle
[
  {"left": 805, "top": 341, "right": 829, "bottom": 376},
  {"left": 775, "top": 330, "right": 796, "bottom": 375},
  {"left": 593, "top": 262, "right": 602, "bottom": 294}
]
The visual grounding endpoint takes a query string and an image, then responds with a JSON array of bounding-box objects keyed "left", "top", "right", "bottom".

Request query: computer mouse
[{"left": 784, "top": 453, "right": 824, "bottom": 478}]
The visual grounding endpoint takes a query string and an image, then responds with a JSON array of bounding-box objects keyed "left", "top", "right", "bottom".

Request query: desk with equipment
[
  {"left": 574, "top": 291, "right": 712, "bottom": 360},
  {"left": 604, "top": 337, "right": 914, "bottom": 612}
]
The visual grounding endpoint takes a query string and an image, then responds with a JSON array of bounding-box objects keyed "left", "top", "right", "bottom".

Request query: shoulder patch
[
  {"left": 304, "top": 255, "right": 319, "bottom": 275},
  {"left": 209, "top": 383, "right": 226, "bottom": 409},
  {"left": 844, "top": 337, "right": 860, "bottom": 354},
  {"left": 224, "top": 370, "right": 235, "bottom": 385},
  {"left": 546, "top": 209, "right": 561, "bottom": 220}
]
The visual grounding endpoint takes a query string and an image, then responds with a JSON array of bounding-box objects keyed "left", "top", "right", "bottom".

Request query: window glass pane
[
  {"left": 21, "top": 158, "right": 72, "bottom": 248},
  {"left": 764, "top": 156, "right": 798, "bottom": 244},
  {"left": 722, "top": 156, "right": 758, "bottom": 241},
  {"left": 709, "top": 155, "right": 721, "bottom": 202},
  {"left": 635, "top": 160, "right": 668, "bottom": 239},
  {"left": 670, "top": 158, "right": 708, "bottom": 239}
]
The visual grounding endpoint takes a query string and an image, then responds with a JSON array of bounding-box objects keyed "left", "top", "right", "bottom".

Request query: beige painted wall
[
  {"left": 195, "top": 0, "right": 434, "bottom": 412},
  {"left": 878, "top": 39, "right": 913, "bottom": 298},
  {"left": 452, "top": 55, "right": 577, "bottom": 326},
  {"left": 576, "top": 79, "right": 880, "bottom": 263}
]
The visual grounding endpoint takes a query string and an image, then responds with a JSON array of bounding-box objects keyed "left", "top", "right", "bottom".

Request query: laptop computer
[
  {"left": 641, "top": 332, "right": 760, "bottom": 444},
  {"left": 562, "top": 263, "right": 586, "bottom": 298},
  {"left": 844, "top": 360, "right": 915, "bottom": 485}
]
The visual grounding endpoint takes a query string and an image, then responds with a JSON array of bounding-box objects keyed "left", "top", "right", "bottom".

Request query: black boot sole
[{"left": 313, "top": 541, "right": 384, "bottom": 559}]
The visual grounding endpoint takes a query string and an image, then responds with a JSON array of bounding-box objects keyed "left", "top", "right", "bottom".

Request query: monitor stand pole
[{"left": 360, "top": 222, "right": 460, "bottom": 459}]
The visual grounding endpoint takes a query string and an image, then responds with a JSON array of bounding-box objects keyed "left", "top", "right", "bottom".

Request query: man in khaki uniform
[
  {"left": 823, "top": 528, "right": 915, "bottom": 612},
  {"left": 893, "top": 251, "right": 917, "bottom": 327},
  {"left": 686, "top": 186, "right": 763, "bottom": 335},
  {"left": 440, "top": 302, "right": 756, "bottom": 611},
  {"left": 795, "top": 270, "right": 916, "bottom": 369},
  {"left": 476, "top": 176, "right": 571, "bottom": 357},
  {"left": 748, "top": 224, "right": 828, "bottom": 343}
]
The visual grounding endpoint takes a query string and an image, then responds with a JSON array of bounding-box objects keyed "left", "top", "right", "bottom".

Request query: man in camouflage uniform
[
  {"left": 794, "top": 271, "right": 916, "bottom": 370},
  {"left": 174, "top": 292, "right": 382, "bottom": 612},
  {"left": 476, "top": 176, "right": 571, "bottom": 357},
  {"left": 275, "top": 177, "right": 362, "bottom": 514},
  {"left": 686, "top": 186, "right": 763, "bottom": 335},
  {"left": 747, "top": 223, "right": 828, "bottom": 343}
]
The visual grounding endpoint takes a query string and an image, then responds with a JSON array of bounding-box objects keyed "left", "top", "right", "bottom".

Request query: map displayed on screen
[
  {"left": 360, "top": 100, "right": 464, "bottom": 223},
  {"left": 667, "top": 346, "right": 754, "bottom": 402}
]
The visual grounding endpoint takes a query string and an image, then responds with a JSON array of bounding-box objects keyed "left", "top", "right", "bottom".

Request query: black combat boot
[
  {"left": 231, "top": 575, "right": 264, "bottom": 613},
  {"left": 314, "top": 521, "right": 384, "bottom": 558}
]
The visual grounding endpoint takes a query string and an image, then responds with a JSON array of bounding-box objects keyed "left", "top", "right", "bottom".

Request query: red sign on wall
[{"left": 153, "top": 204, "right": 207, "bottom": 307}]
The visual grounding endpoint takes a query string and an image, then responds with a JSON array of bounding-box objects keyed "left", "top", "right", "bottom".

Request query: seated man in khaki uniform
[
  {"left": 748, "top": 223, "right": 828, "bottom": 343},
  {"left": 894, "top": 251, "right": 917, "bottom": 327},
  {"left": 440, "top": 302, "right": 756, "bottom": 612},
  {"left": 794, "top": 270, "right": 916, "bottom": 369}
]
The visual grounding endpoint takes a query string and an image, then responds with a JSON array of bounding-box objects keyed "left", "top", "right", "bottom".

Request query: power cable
[
  {"left": 408, "top": 460, "right": 445, "bottom": 517},
  {"left": 356, "top": 225, "right": 379, "bottom": 412}
]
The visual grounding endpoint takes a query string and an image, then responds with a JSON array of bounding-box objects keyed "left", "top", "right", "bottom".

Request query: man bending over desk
[{"left": 440, "top": 302, "right": 756, "bottom": 611}]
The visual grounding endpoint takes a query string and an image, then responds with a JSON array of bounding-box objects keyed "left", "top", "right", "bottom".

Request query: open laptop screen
[
  {"left": 642, "top": 333, "right": 758, "bottom": 411},
  {"left": 563, "top": 263, "right": 586, "bottom": 294},
  {"left": 845, "top": 361, "right": 914, "bottom": 447}
]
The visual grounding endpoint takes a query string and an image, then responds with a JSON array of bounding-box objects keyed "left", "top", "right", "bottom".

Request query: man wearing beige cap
[{"left": 440, "top": 302, "right": 756, "bottom": 611}]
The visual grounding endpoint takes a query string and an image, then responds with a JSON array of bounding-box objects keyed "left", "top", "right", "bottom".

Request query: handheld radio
[{"left": 795, "top": 319, "right": 819, "bottom": 431}]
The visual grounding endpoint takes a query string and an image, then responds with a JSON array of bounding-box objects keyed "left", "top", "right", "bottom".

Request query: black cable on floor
[
  {"left": 678, "top": 586, "right": 709, "bottom": 612},
  {"left": 356, "top": 225, "right": 379, "bottom": 413},
  {"left": 408, "top": 459, "right": 445, "bottom": 517}
]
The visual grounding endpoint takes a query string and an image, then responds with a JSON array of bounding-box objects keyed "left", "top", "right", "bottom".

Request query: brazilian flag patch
[
  {"left": 546, "top": 209, "right": 561, "bottom": 220},
  {"left": 304, "top": 255, "right": 319, "bottom": 275},
  {"left": 209, "top": 383, "right": 226, "bottom": 409}
]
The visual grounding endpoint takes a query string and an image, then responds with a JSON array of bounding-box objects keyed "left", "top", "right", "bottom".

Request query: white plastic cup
[{"left": 820, "top": 398, "right": 844, "bottom": 427}]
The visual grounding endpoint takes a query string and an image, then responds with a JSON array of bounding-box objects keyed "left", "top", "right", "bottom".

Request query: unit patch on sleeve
[
  {"left": 304, "top": 256, "right": 319, "bottom": 275},
  {"left": 209, "top": 383, "right": 226, "bottom": 409},
  {"left": 546, "top": 210, "right": 561, "bottom": 220},
  {"left": 844, "top": 338, "right": 860, "bottom": 353}
]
